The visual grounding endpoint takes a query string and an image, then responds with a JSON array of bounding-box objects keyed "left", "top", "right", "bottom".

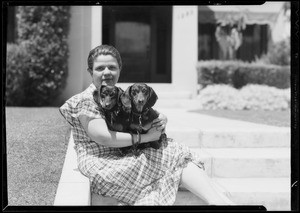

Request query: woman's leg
[{"left": 180, "top": 162, "right": 235, "bottom": 205}]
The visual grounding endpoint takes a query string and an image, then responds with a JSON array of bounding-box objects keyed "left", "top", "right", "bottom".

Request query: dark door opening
[{"left": 103, "top": 6, "right": 172, "bottom": 83}]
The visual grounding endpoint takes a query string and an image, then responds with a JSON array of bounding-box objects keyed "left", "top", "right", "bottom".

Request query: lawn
[{"left": 5, "top": 107, "right": 70, "bottom": 206}]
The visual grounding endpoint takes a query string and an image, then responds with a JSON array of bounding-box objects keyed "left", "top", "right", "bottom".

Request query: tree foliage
[{"left": 6, "top": 6, "right": 70, "bottom": 106}]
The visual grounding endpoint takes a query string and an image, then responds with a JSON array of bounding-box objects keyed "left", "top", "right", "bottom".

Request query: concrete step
[
  {"left": 92, "top": 177, "right": 290, "bottom": 211},
  {"left": 192, "top": 148, "right": 290, "bottom": 178},
  {"left": 175, "top": 178, "right": 290, "bottom": 211},
  {"left": 198, "top": 128, "right": 290, "bottom": 148},
  {"left": 54, "top": 132, "right": 91, "bottom": 206},
  {"left": 167, "top": 127, "right": 290, "bottom": 148},
  {"left": 155, "top": 99, "right": 202, "bottom": 109},
  {"left": 157, "top": 108, "right": 290, "bottom": 148}
]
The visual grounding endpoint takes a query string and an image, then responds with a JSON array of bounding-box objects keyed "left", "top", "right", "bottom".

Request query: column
[
  {"left": 172, "top": 6, "right": 198, "bottom": 98},
  {"left": 82, "top": 6, "right": 103, "bottom": 90},
  {"left": 60, "top": 6, "right": 91, "bottom": 103}
]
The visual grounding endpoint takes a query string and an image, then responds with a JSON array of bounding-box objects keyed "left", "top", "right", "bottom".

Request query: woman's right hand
[{"left": 142, "top": 126, "right": 162, "bottom": 143}]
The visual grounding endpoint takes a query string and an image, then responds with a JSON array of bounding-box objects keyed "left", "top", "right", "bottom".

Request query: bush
[
  {"left": 197, "top": 60, "right": 290, "bottom": 89},
  {"left": 232, "top": 63, "right": 290, "bottom": 89},
  {"left": 256, "top": 38, "right": 291, "bottom": 66},
  {"left": 6, "top": 43, "right": 30, "bottom": 106},
  {"left": 10, "top": 6, "right": 70, "bottom": 106},
  {"left": 197, "top": 60, "right": 237, "bottom": 86},
  {"left": 197, "top": 84, "right": 290, "bottom": 111}
]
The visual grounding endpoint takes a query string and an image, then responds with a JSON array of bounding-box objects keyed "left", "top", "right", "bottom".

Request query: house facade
[
  {"left": 60, "top": 3, "right": 287, "bottom": 102},
  {"left": 6, "top": 3, "right": 288, "bottom": 103}
]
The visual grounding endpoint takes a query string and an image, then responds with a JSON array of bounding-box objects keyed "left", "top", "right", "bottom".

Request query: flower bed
[{"left": 197, "top": 84, "right": 290, "bottom": 111}]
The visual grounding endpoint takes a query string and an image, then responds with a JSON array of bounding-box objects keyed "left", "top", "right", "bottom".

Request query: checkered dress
[{"left": 59, "top": 83, "right": 205, "bottom": 205}]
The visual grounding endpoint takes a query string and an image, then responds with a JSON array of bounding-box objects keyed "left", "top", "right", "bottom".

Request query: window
[
  {"left": 237, "top": 24, "right": 269, "bottom": 62},
  {"left": 198, "top": 23, "right": 219, "bottom": 60}
]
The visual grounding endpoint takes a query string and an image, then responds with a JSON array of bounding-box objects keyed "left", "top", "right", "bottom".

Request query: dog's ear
[
  {"left": 117, "top": 87, "right": 124, "bottom": 106},
  {"left": 145, "top": 86, "right": 158, "bottom": 108},
  {"left": 93, "top": 88, "right": 100, "bottom": 105},
  {"left": 120, "top": 86, "right": 132, "bottom": 110}
]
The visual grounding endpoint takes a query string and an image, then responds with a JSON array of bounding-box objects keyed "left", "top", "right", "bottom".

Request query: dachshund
[
  {"left": 93, "top": 85, "right": 130, "bottom": 132},
  {"left": 119, "top": 83, "right": 167, "bottom": 155}
]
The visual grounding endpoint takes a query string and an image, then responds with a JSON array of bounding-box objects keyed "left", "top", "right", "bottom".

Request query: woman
[{"left": 59, "top": 44, "right": 234, "bottom": 205}]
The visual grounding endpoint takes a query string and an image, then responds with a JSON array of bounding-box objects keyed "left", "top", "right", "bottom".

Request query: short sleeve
[{"left": 59, "top": 93, "right": 104, "bottom": 127}]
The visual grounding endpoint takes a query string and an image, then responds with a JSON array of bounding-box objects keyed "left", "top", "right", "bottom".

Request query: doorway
[{"left": 102, "top": 6, "right": 172, "bottom": 83}]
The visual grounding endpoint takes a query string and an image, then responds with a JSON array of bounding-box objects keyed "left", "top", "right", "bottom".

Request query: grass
[
  {"left": 189, "top": 109, "right": 291, "bottom": 127},
  {"left": 5, "top": 107, "right": 70, "bottom": 206}
]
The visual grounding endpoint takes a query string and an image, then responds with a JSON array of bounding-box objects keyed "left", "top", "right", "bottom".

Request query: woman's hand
[
  {"left": 141, "top": 112, "right": 167, "bottom": 143},
  {"left": 151, "top": 112, "right": 168, "bottom": 132},
  {"left": 142, "top": 126, "right": 162, "bottom": 143}
]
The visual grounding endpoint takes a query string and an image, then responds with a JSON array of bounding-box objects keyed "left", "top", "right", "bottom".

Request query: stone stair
[
  {"left": 174, "top": 147, "right": 291, "bottom": 210},
  {"left": 92, "top": 108, "right": 291, "bottom": 210},
  {"left": 175, "top": 178, "right": 290, "bottom": 210},
  {"left": 162, "top": 109, "right": 291, "bottom": 211}
]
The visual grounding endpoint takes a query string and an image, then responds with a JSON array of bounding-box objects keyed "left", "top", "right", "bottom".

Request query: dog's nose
[
  {"left": 105, "top": 103, "right": 111, "bottom": 108},
  {"left": 138, "top": 99, "right": 144, "bottom": 104}
]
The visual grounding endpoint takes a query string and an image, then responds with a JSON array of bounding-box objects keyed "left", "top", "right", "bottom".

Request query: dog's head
[
  {"left": 93, "top": 85, "right": 122, "bottom": 110},
  {"left": 121, "top": 83, "right": 158, "bottom": 113}
]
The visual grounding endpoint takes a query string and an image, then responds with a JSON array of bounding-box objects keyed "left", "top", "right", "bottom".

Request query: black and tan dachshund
[
  {"left": 93, "top": 84, "right": 166, "bottom": 156},
  {"left": 120, "top": 83, "right": 167, "bottom": 154},
  {"left": 93, "top": 85, "right": 130, "bottom": 132}
]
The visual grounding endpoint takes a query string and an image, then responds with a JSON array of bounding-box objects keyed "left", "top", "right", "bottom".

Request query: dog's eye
[
  {"left": 142, "top": 88, "right": 148, "bottom": 94},
  {"left": 131, "top": 89, "right": 138, "bottom": 96},
  {"left": 110, "top": 92, "right": 116, "bottom": 97}
]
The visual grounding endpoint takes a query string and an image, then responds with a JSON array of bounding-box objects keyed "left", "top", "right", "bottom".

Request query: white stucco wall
[
  {"left": 59, "top": 6, "right": 102, "bottom": 103},
  {"left": 83, "top": 6, "right": 102, "bottom": 90},
  {"left": 172, "top": 6, "right": 198, "bottom": 98}
]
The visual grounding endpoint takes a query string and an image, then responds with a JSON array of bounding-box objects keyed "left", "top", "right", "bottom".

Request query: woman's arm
[
  {"left": 78, "top": 115, "right": 162, "bottom": 148},
  {"left": 152, "top": 110, "right": 168, "bottom": 132}
]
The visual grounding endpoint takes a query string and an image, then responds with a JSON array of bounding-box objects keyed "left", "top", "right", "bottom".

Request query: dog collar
[
  {"left": 131, "top": 108, "right": 150, "bottom": 127},
  {"left": 131, "top": 107, "right": 149, "bottom": 117}
]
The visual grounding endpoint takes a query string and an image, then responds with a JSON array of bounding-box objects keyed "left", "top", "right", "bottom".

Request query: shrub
[
  {"left": 256, "top": 38, "right": 291, "bottom": 66},
  {"left": 12, "top": 6, "right": 70, "bottom": 106},
  {"left": 5, "top": 43, "right": 30, "bottom": 106},
  {"left": 232, "top": 63, "right": 290, "bottom": 89},
  {"left": 197, "top": 84, "right": 290, "bottom": 111},
  {"left": 197, "top": 60, "right": 237, "bottom": 86},
  {"left": 197, "top": 60, "right": 290, "bottom": 89}
]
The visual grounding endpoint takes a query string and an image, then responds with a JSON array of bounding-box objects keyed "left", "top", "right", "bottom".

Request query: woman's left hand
[{"left": 152, "top": 112, "right": 168, "bottom": 132}]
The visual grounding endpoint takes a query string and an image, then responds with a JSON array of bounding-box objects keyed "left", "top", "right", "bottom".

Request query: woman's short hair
[{"left": 87, "top": 44, "right": 122, "bottom": 73}]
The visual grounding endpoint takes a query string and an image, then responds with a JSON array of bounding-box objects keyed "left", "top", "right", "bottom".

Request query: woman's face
[{"left": 91, "top": 54, "right": 120, "bottom": 88}]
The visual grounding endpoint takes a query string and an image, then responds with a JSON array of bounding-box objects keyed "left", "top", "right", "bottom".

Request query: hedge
[
  {"left": 6, "top": 43, "right": 30, "bottom": 106},
  {"left": 6, "top": 6, "right": 70, "bottom": 106},
  {"left": 197, "top": 60, "right": 290, "bottom": 89},
  {"left": 197, "top": 84, "right": 290, "bottom": 111}
]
